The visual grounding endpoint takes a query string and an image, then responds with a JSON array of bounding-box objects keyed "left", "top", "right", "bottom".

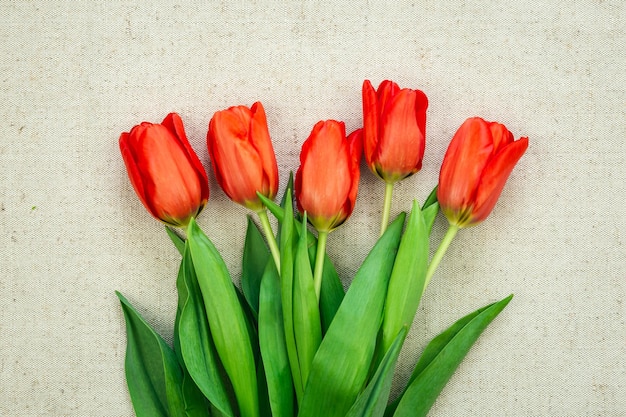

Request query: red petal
[
  {"left": 297, "top": 120, "right": 351, "bottom": 231},
  {"left": 414, "top": 89, "right": 428, "bottom": 141},
  {"left": 162, "top": 112, "right": 209, "bottom": 202},
  {"left": 488, "top": 121, "right": 514, "bottom": 152},
  {"left": 208, "top": 109, "right": 263, "bottom": 207},
  {"left": 362, "top": 80, "right": 378, "bottom": 168},
  {"left": 250, "top": 102, "right": 279, "bottom": 200},
  {"left": 376, "top": 80, "right": 400, "bottom": 116},
  {"left": 472, "top": 137, "right": 528, "bottom": 223},
  {"left": 377, "top": 89, "right": 424, "bottom": 179},
  {"left": 344, "top": 128, "right": 363, "bottom": 221},
  {"left": 120, "top": 131, "right": 150, "bottom": 215},
  {"left": 137, "top": 124, "right": 204, "bottom": 224},
  {"left": 438, "top": 117, "right": 494, "bottom": 211}
]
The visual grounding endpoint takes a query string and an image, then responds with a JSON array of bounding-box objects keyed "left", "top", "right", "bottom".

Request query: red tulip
[
  {"left": 295, "top": 121, "right": 362, "bottom": 232},
  {"left": 208, "top": 102, "right": 279, "bottom": 211},
  {"left": 362, "top": 79, "right": 428, "bottom": 183},
  {"left": 438, "top": 117, "right": 528, "bottom": 227},
  {"left": 119, "top": 113, "right": 209, "bottom": 227}
]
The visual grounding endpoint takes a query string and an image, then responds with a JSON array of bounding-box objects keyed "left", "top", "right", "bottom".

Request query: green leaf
[
  {"left": 422, "top": 202, "right": 439, "bottom": 236},
  {"left": 179, "top": 372, "right": 210, "bottom": 417},
  {"left": 255, "top": 358, "right": 273, "bottom": 417},
  {"left": 391, "top": 295, "right": 513, "bottom": 417},
  {"left": 292, "top": 214, "right": 322, "bottom": 387},
  {"left": 259, "top": 192, "right": 344, "bottom": 332},
  {"left": 116, "top": 291, "right": 184, "bottom": 417},
  {"left": 297, "top": 213, "right": 406, "bottom": 417},
  {"left": 421, "top": 186, "right": 439, "bottom": 237},
  {"left": 167, "top": 226, "right": 186, "bottom": 256},
  {"left": 242, "top": 215, "right": 270, "bottom": 319},
  {"left": 187, "top": 219, "right": 260, "bottom": 417},
  {"left": 422, "top": 185, "right": 438, "bottom": 210},
  {"left": 258, "top": 192, "right": 286, "bottom": 223},
  {"left": 381, "top": 200, "right": 429, "bottom": 356},
  {"left": 258, "top": 261, "right": 295, "bottom": 417},
  {"left": 346, "top": 327, "right": 408, "bottom": 417},
  {"left": 280, "top": 172, "right": 295, "bottom": 209},
  {"left": 169, "top": 223, "right": 216, "bottom": 417},
  {"left": 173, "top": 298, "right": 211, "bottom": 417},
  {"left": 235, "top": 283, "right": 261, "bottom": 362},
  {"left": 277, "top": 189, "right": 304, "bottom": 403},
  {"left": 176, "top": 245, "right": 235, "bottom": 417}
]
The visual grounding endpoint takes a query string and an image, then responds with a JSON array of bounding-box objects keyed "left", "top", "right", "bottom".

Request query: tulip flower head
[
  {"left": 362, "top": 79, "right": 428, "bottom": 183},
  {"left": 119, "top": 113, "right": 209, "bottom": 227},
  {"left": 295, "top": 121, "right": 362, "bottom": 233},
  {"left": 208, "top": 102, "right": 279, "bottom": 212},
  {"left": 438, "top": 117, "right": 528, "bottom": 227}
]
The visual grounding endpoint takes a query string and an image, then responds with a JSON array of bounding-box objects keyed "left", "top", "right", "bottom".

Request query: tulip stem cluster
[
  {"left": 257, "top": 209, "right": 281, "bottom": 274},
  {"left": 423, "top": 224, "right": 459, "bottom": 291},
  {"left": 313, "top": 230, "right": 328, "bottom": 300},
  {"left": 380, "top": 182, "right": 395, "bottom": 236}
]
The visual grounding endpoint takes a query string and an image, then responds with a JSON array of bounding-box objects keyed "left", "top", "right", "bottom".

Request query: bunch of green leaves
[{"left": 117, "top": 182, "right": 512, "bottom": 417}]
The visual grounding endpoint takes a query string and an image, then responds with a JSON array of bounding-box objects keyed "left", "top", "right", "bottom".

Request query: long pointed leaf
[
  {"left": 422, "top": 186, "right": 438, "bottom": 209},
  {"left": 176, "top": 245, "right": 235, "bottom": 416},
  {"left": 242, "top": 216, "right": 270, "bottom": 318},
  {"left": 381, "top": 201, "right": 429, "bottom": 355},
  {"left": 167, "top": 226, "right": 186, "bottom": 255},
  {"left": 280, "top": 172, "right": 295, "bottom": 209},
  {"left": 346, "top": 327, "right": 408, "bottom": 417},
  {"left": 293, "top": 215, "right": 322, "bottom": 387},
  {"left": 258, "top": 192, "right": 287, "bottom": 223},
  {"left": 422, "top": 203, "right": 439, "bottom": 235},
  {"left": 391, "top": 295, "right": 513, "bottom": 417},
  {"left": 298, "top": 213, "right": 406, "bottom": 417},
  {"left": 187, "top": 219, "right": 259, "bottom": 417},
  {"left": 278, "top": 189, "right": 303, "bottom": 402},
  {"left": 116, "top": 291, "right": 184, "bottom": 417},
  {"left": 258, "top": 261, "right": 295, "bottom": 417},
  {"left": 255, "top": 358, "right": 273, "bottom": 417},
  {"left": 179, "top": 371, "right": 210, "bottom": 417},
  {"left": 173, "top": 291, "right": 211, "bottom": 417}
]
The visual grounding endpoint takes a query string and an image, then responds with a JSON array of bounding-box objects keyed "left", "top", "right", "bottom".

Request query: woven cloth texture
[{"left": 0, "top": 1, "right": 624, "bottom": 416}]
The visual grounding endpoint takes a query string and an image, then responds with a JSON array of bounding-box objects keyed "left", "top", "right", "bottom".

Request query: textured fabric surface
[{"left": 1, "top": 1, "right": 624, "bottom": 416}]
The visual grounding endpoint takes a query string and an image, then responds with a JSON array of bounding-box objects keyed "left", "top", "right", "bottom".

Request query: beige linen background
[{"left": 1, "top": 1, "right": 624, "bottom": 416}]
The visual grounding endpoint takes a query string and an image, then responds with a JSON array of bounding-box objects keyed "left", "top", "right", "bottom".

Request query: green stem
[
  {"left": 380, "top": 181, "right": 394, "bottom": 237},
  {"left": 423, "top": 224, "right": 459, "bottom": 291},
  {"left": 257, "top": 209, "right": 281, "bottom": 274},
  {"left": 313, "top": 230, "right": 328, "bottom": 301}
]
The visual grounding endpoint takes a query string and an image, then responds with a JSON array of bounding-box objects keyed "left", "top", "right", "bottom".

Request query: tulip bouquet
[{"left": 116, "top": 80, "right": 528, "bottom": 417}]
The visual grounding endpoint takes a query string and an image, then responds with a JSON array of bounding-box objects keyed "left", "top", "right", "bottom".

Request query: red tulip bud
[
  {"left": 207, "top": 102, "right": 279, "bottom": 211},
  {"left": 438, "top": 117, "right": 528, "bottom": 227},
  {"left": 295, "top": 121, "right": 362, "bottom": 232},
  {"left": 362, "top": 79, "right": 428, "bottom": 183},
  {"left": 119, "top": 113, "right": 209, "bottom": 227}
]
